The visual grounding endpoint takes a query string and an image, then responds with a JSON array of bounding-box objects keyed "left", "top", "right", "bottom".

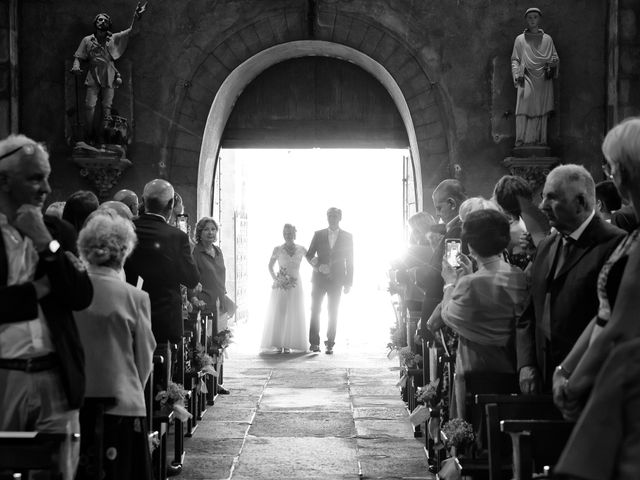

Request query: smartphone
[
  {"left": 445, "top": 239, "right": 462, "bottom": 267},
  {"left": 176, "top": 213, "right": 189, "bottom": 234}
]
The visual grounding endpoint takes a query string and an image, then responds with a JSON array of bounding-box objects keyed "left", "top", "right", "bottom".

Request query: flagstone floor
[{"left": 177, "top": 348, "right": 432, "bottom": 480}]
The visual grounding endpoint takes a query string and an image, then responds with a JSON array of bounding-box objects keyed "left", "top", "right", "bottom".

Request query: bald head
[
  {"left": 113, "top": 189, "right": 139, "bottom": 216},
  {"left": 143, "top": 179, "right": 174, "bottom": 216},
  {"left": 432, "top": 179, "right": 467, "bottom": 223}
]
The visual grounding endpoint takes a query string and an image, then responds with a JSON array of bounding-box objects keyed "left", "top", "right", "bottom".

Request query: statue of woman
[{"left": 511, "top": 7, "right": 559, "bottom": 147}]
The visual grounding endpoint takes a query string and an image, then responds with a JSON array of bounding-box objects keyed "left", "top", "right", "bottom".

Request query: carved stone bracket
[
  {"left": 503, "top": 156, "right": 561, "bottom": 193},
  {"left": 72, "top": 155, "right": 132, "bottom": 200}
]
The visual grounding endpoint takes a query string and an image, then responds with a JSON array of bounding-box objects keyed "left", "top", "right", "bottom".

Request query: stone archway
[
  {"left": 196, "top": 40, "right": 425, "bottom": 217},
  {"left": 166, "top": 9, "right": 453, "bottom": 217}
]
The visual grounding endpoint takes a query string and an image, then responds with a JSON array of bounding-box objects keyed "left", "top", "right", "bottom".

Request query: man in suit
[
  {"left": 0, "top": 134, "right": 94, "bottom": 480},
  {"left": 419, "top": 179, "right": 467, "bottom": 338},
  {"left": 306, "top": 207, "right": 354, "bottom": 354},
  {"left": 113, "top": 188, "right": 139, "bottom": 217},
  {"left": 125, "top": 179, "right": 200, "bottom": 348},
  {"left": 516, "top": 164, "right": 625, "bottom": 393}
]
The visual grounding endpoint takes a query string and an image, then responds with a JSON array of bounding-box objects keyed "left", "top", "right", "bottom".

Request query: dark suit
[
  {"left": 419, "top": 216, "right": 466, "bottom": 337},
  {"left": 306, "top": 228, "right": 354, "bottom": 348},
  {"left": 516, "top": 215, "right": 625, "bottom": 383},
  {"left": 125, "top": 213, "right": 199, "bottom": 344},
  {"left": 0, "top": 216, "right": 94, "bottom": 409}
]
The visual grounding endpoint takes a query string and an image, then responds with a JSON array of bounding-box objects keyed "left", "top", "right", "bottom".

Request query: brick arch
[{"left": 167, "top": 11, "right": 452, "bottom": 216}]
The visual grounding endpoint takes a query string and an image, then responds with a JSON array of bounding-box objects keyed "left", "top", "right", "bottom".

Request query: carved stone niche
[
  {"left": 73, "top": 155, "right": 132, "bottom": 200},
  {"left": 503, "top": 155, "right": 560, "bottom": 195}
]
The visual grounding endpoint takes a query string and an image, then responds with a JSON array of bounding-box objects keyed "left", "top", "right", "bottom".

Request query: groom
[{"left": 306, "top": 207, "right": 354, "bottom": 354}]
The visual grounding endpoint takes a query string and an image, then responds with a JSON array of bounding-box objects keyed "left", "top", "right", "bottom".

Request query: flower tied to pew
[
  {"left": 397, "top": 346, "right": 423, "bottom": 369},
  {"left": 155, "top": 381, "right": 192, "bottom": 422},
  {"left": 210, "top": 328, "right": 234, "bottom": 352},
  {"left": 386, "top": 325, "right": 406, "bottom": 359},
  {"left": 192, "top": 344, "right": 217, "bottom": 394}
]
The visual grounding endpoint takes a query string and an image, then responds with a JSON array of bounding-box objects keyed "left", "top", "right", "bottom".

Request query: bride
[{"left": 260, "top": 224, "right": 309, "bottom": 353}]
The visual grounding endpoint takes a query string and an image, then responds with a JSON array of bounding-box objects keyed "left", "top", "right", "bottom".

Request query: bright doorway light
[{"left": 220, "top": 148, "right": 410, "bottom": 355}]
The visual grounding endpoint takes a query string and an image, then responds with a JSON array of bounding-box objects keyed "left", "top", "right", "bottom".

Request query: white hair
[{"left": 0, "top": 134, "right": 48, "bottom": 175}]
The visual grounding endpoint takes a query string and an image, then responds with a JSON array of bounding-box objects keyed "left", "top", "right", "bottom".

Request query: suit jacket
[
  {"left": 419, "top": 216, "right": 466, "bottom": 331},
  {"left": 0, "top": 216, "right": 94, "bottom": 409},
  {"left": 516, "top": 215, "right": 625, "bottom": 372},
  {"left": 125, "top": 214, "right": 199, "bottom": 343},
  {"left": 75, "top": 266, "right": 156, "bottom": 417},
  {"left": 306, "top": 228, "right": 353, "bottom": 287}
]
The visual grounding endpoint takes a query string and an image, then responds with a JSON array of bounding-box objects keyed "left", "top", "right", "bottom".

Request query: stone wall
[{"left": 17, "top": 0, "right": 609, "bottom": 214}]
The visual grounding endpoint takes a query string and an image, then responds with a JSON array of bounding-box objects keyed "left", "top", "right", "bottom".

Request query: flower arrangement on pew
[
  {"left": 436, "top": 418, "right": 475, "bottom": 479},
  {"left": 210, "top": 328, "right": 234, "bottom": 351},
  {"left": 191, "top": 344, "right": 217, "bottom": 395},
  {"left": 386, "top": 325, "right": 406, "bottom": 359},
  {"left": 155, "top": 381, "right": 192, "bottom": 421},
  {"left": 397, "top": 346, "right": 423, "bottom": 369}
]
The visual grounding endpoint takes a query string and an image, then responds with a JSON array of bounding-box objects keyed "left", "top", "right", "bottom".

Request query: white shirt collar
[
  {"left": 568, "top": 210, "right": 596, "bottom": 242},
  {"left": 144, "top": 212, "right": 168, "bottom": 223}
]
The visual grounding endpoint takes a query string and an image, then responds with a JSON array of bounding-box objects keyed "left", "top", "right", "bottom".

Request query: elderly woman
[
  {"left": 74, "top": 211, "right": 156, "bottom": 480},
  {"left": 190, "top": 216, "right": 231, "bottom": 392},
  {"left": 554, "top": 118, "right": 640, "bottom": 480},
  {"left": 438, "top": 209, "right": 528, "bottom": 419}
]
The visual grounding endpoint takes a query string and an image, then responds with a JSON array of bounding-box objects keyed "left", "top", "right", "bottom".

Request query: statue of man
[
  {"left": 71, "top": 3, "right": 147, "bottom": 144},
  {"left": 511, "top": 7, "right": 559, "bottom": 147}
]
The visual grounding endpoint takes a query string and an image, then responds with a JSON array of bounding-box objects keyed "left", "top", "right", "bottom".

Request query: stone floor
[{"left": 177, "top": 348, "right": 432, "bottom": 480}]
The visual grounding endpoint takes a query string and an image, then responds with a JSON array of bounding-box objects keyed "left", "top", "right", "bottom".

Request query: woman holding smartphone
[{"left": 438, "top": 209, "right": 528, "bottom": 419}]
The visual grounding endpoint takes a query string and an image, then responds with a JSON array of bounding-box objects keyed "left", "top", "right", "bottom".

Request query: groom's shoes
[
  {"left": 325, "top": 346, "right": 333, "bottom": 355},
  {"left": 310, "top": 345, "right": 320, "bottom": 353}
]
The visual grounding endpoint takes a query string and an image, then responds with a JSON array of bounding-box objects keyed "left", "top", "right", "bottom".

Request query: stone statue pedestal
[
  {"left": 72, "top": 143, "right": 131, "bottom": 200},
  {"left": 503, "top": 153, "right": 560, "bottom": 195}
]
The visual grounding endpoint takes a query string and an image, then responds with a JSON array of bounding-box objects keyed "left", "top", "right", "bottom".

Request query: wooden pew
[
  {"left": 481, "top": 395, "right": 565, "bottom": 480},
  {"left": 78, "top": 396, "right": 117, "bottom": 480},
  {"left": 501, "top": 419, "right": 574, "bottom": 480},
  {"left": 152, "top": 345, "right": 171, "bottom": 480},
  {"left": 0, "top": 431, "right": 75, "bottom": 479}
]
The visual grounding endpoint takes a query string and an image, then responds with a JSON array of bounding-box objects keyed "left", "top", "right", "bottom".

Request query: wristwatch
[{"left": 41, "top": 239, "right": 61, "bottom": 260}]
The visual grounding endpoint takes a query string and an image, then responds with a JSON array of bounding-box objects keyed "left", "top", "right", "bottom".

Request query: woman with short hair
[
  {"left": 74, "top": 212, "right": 156, "bottom": 480},
  {"left": 438, "top": 209, "right": 528, "bottom": 419}
]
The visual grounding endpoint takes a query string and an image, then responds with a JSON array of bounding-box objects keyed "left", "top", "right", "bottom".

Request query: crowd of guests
[
  {"left": 0, "top": 134, "right": 230, "bottom": 480},
  {"left": 391, "top": 118, "right": 640, "bottom": 479},
  {"left": 4, "top": 114, "right": 640, "bottom": 479}
]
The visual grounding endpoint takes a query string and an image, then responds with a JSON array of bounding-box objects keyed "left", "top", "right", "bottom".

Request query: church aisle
[{"left": 179, "top": 350, "right": 431, "bottom": 480}]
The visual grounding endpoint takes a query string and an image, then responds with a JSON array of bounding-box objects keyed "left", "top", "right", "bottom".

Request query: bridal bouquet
[{"left": 273, "top": 267, "right": 297, "bottom": 290}]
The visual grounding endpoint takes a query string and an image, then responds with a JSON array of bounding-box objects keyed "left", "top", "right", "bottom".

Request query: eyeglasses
[
  {"left": 601, "top": 159, "right": 614, "bottom": 180},
  {"left": 0, "top": 143, "right": 40, "bottom": 162}
]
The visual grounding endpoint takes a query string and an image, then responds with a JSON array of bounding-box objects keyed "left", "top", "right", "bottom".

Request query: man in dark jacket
[
  {"left": 125, "top": 179, "right": 199, "bottom": 346},
  {"left": 0, "top": 134, "right": 94, "bottom": 480},
  {"left": 516, "top": 165, "right": 625, "bottom": 393}
]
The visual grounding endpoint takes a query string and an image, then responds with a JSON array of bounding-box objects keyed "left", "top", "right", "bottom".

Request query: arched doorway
[{"left": 196, "top": 40, "right": 426, "bottom": 218}]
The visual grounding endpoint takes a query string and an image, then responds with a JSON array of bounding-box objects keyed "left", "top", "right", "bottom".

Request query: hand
[
  {"left": 33, "top": 275, "right": 51, "bottom": 299},
  {"left": 70, "top": 65, "right": 82, "bottom": 75},
  {"left": 310, "top": 257, "right": 318, "bottom": 266},
  {"left": 13, "top": 205, "right": 52, "bottom": 252},
  {"left": 519, "top": 232, "right": 536, "bottom": 257},
  {"left": 65, "top": 251, "right": 86, "bottom": 272},
  {"left": 552, "top": 367, "right": 570, "bottom": 410},
  {"left": 456, "top": 253, "right": 473, "bottom": 276},
  {"left": 519, "top": 365, "right": 541, "bottom": 394},
  {"left": 441, "top": 258, "right": 457, "bottom": 285},
  {"left": 194, "top": 282, "right": 203, "bottom": 294},
  {"left": 134, "top": 1, "right": 147, "bottom": 19},
  {"left": 343, "top": 285, "right": 351, "bottom": 294}
]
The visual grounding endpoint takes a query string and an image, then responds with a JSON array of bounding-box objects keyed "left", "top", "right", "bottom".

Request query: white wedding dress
[{"left": 260, "top": 244, "right": 308, "bottom": 351}]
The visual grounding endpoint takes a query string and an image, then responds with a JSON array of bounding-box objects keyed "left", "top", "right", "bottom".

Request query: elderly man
[
  {"left": 306, "top": 207, "right": 354, "bottom": 354},
  {"left": 124, "top": 179, "right": 199, "bottom": 347},
  {"left": 419, "top": 179, "right": 467, "bottom": 337},
  {"left": 0, "top": 134, "right": 94, "bottom": 479},
  {"left": 516, "top": 164, "right": 625, "bottom": 393},
  {"left": 113, "top": 188, "right": 139, "bottom": 217}
]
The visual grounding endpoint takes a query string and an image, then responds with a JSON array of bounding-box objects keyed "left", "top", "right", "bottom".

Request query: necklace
[{"left": 283, "top": 243, "right": 296, "bottom": 257}]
